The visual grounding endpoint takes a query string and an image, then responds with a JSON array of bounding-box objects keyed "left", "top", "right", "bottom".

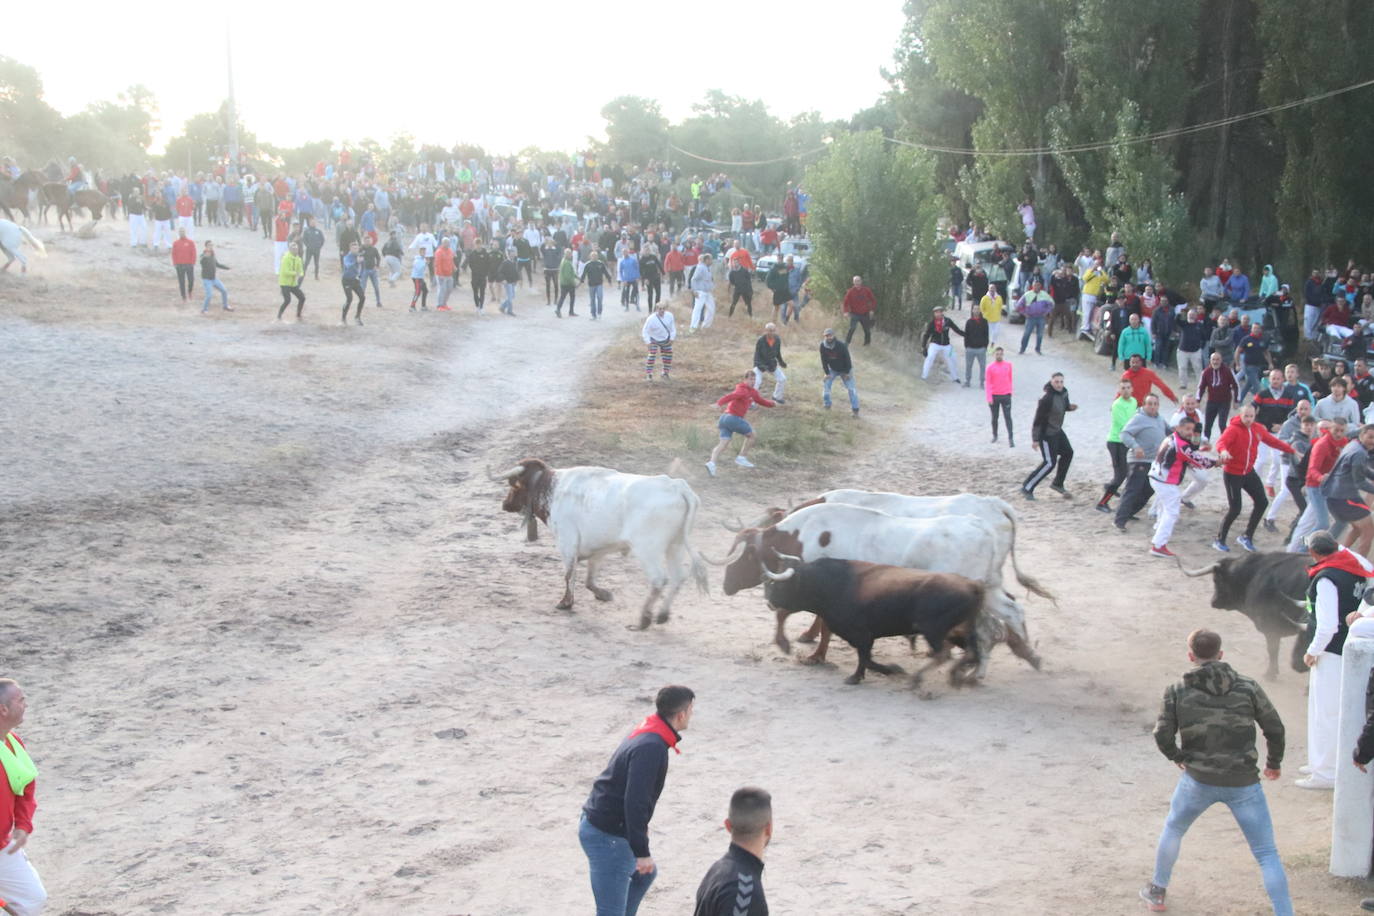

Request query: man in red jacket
[
  {"left": 1213, "top": 405, "right": 1294, "bottom": 553},
  {"left": 171, "top": 228, "right": 196, "bottom": 302},
  {"left": 842, "top": 276, "right": 877, "bottom": 347},
  {"left": 706, "top": 372, "right": 775, "bottom": 476},
  {"left": 1121, "top": 354, "right": 1179, "bottom": 406},
  {"left": 0, "top": 679, "right": 45, "bottom": 916}
]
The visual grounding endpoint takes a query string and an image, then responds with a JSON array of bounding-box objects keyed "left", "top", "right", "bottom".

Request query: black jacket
[
  {"left": 754, "top": 335, "right": 787, "bottom": 372},
  {"left": 582, "top": 718, "right": 678, "bottom": 857},
  {"left": 583, "top": 259, "right": 610, "bottom": 287},
  {"left": 960, "top": 317, "right": 990, "bottom": 349},
  {"left": 467, "top": 249, "right": 490, "bottom": 281},
  {"left": 640, "top": 254, "right": 662, "bottom": 281},
  {"left": 540, "top": 245, "right": 562, "bottom": 269},
  {"left": 693, "top": 844, "right": 768, "bottom": 916},
  {"left": 728, "top": 265, "right": 753, "bottom": 292},
  {"left": 819, "top": 339, "right": 852, "bottom": 375},
  {"left": 303, "top": 226, "right": 325, "bottom": 252},
  {"left": 1031, "top": 384, "right": 1073, "bottom": 442},
  {"left": 199, "top": 254, "right": 228, "bottom": 280},
  {"left": 497, "top": 259, "right": 520, "bottom": 283},
  {"left": 921, "top": 316, "right": 959, "bottom": 348}
]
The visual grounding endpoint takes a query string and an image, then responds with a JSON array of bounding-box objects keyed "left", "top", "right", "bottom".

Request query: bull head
[{"left": 492, "top": 462, "right": 545, "bottom": 542}]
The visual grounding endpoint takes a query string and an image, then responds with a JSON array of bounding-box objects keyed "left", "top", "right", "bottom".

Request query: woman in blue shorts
[{"left": 706, "top": 371, "right": 776, "bottom": 477}]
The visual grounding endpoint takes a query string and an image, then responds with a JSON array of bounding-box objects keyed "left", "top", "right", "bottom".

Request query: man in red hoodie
[
  {"left": 174, "top": 189, "right": 195, "bottom": 238},
  {"left": 170, "top": 228, "right": 196, "bottom": 302},
  {"left": 0, "top": 679, "right": 45, "bottom": 916},
  {"left": 706, "top": 372, "right": 775, "bottom": 477},
  {"left": 842, "top": 276, "right": 877, "bottom": 347},
  {"left": 1213, "top": 404, "right": 1294, "bottom": 553},
  {"left": 1121, "top": 354, "right": 1178, "bottom": 406}
]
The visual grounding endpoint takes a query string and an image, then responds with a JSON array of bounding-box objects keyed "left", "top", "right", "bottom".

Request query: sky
[{"left": 9, "top": 0, "right": 904, "bottom": 156}]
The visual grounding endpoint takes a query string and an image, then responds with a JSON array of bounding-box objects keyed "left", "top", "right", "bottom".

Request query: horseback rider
[
  {"left": 1, "top": 157, "right": 18, "bottom": 180},
  {"left": 66, "top": 157, "right": 88, "bottom": 193}
]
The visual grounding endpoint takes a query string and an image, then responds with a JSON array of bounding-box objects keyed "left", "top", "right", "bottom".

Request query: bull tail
[
  {"left": 677, "top": 482, "right": 710, "bottom": 595},
  {"left": 17, "top": 225, "right": 45, "bottom": 257},
  {"left": 999, "top": 500, "right": 1057, "bottom": 603}
]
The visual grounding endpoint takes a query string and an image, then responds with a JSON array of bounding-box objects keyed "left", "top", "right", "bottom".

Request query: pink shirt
[{"left": 985, "top": 360, "right": 1013, "bottom": 403}]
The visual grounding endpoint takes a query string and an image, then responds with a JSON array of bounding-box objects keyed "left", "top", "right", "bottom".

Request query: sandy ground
[{"left": 3, "top": 219, "right": 1373, "bottom": 915}]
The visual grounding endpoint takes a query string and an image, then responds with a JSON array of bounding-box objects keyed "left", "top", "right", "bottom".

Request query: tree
[
  {"left": 805, "top": 131, "right": 944, "bottom": 338},
  {"left": 599, "top": 96, "right": 668, "bottom": 166},
  {"left": 163, "top": 102, "right": 257, "bottom": 174},
  {"left": 0, "top": 56, "right": 64, "bottom": 166},
  {"left": 1097, "top": 102, "right": 1191, "bottom": 280}
]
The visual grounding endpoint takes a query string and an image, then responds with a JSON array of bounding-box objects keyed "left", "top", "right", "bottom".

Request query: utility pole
[{"left": 226, "top": 27, "right": 240, "bottom": 180}]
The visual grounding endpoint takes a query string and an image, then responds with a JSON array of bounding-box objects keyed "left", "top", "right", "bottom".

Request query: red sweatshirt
[
  {"left": 1197, "top": 365, "right": 1239, "bottom": 404},
  {"left": 171, "top": 237, "right": 196, "bottom": 265},
  {"left": 1214, "top": 415, "right": 1293, "bottom": 476},
  {"left": 1306, "top": 432, "right": 1349, "bottom": 488},
  {"left": 717, "top": 383, "right": 774, "bottom": 417},
  {"left": 174, "top": 195, "right": 194, "bottom": 218},
  {"left": 0, "top": 733, "right": 36, "bottom": 849},
  {"left": 1121, "top": 366, "right": 1177, "bottom": 405},
  {"left": 664, "top": 250, "right": 684, "bottom": 272},
  {"left": 843, "top": 286, "right": 876, "bottom": 316}
]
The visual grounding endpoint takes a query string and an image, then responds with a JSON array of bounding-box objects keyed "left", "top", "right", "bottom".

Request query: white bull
[
  {"left": 494, "top": 458, "right": 709, "bottom": 628},
  {"left": 720, "top": 502, "right": 1043, "bottom": 678}
]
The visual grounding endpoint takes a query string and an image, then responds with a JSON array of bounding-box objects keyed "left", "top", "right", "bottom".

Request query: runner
[
  {"left": 642, "top": 303, "right": 676, "bottom": 381},
  {"left": 986, "top": 346, "right": 1013, "bottom": 446},
  {"left": 705, "top": 371, "right": 775, "bottom": 477},
  {"left": 199, "top": 240, "right": 230, "bottom": 314},
  {"left": 409, "top": 251, "right": 429, "bottom": 312},
  {"left": 1022, "top": 372, "right": 1078, "bottom": 500},
  {"left": 820, "top": 328, "right": 859, "bottom": 416},
  {"left": 689, "top": 255, "right": 716, "bottom": 331},
  {"left": 341, "top": 241, "right": 366, "bottom": 325},
  {"left": 1148, "top": 415, "right": 1221, "bottom": 558},
  {"left": 1212, "top": 405, "right": 1294, "bottom": 552},
  {"left": 752, "top": 323, "right": 787, "bottom": 404},
  {"left": 276, "top": 241, "right": 306, "bottom": 321}
]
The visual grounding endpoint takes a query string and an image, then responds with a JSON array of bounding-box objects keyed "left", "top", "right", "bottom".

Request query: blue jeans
[
  {"left": 578, "top": 815, "right": 655, "bottom": 916},
  {"left": 823, "top": 371, "right": 859, "bottom": 410},
  {"left": 362, "top": 268, "right": 381, "bottom": 302},
  {"left": 501, "top": 281, "right": 516, "bottom": 314},
  {"left": 1019, "top": 316, "right": 1045, "bottom": 353},
  {"left": 589, "top": 284, "right": 604, "bottom": 318},
  {"left": 1152, "top": 773, "right": 1292, "bottom": 915},
  {"left": 1238, "top": 364, "right": 1263, "bottom": 401},
  {"left": 201, "top": 277, "right": 227, "bottom": 311}
]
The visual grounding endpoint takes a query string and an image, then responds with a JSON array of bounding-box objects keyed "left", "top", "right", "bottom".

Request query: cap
[{"left": 823, "top": 328, "right": 835, "bottom": 336}]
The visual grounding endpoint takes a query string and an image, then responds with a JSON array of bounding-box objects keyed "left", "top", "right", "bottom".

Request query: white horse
[{"left": 0, "top": 219, "right": 45, "bottom": 273}]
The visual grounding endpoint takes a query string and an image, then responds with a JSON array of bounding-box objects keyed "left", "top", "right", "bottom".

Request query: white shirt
[
  {"left": 523, "top": 226, "right": 543, "bottom": 249},
  {"left": 409, "top": 232, "right": 436, "bottom": 257},
  {"left": 642, "top": 310, "right": 677, "bottom": 344}
]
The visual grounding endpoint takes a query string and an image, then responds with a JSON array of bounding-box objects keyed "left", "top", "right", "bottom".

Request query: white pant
[
  {"left": 754, "top": 367, "right": 786, "bottom": 400},
  {"left": 1257, "top": 442, "right": 1283, "bottom": 488},
  {"left": 1180, "top": 467, "right": 1209, "bottom": 504},
  {"left": 128, "top": 213, "right": 147, "bottom": 246},
  {"left": 1306, "top": 651, "right": 1343, "bottom": 781},
  {"left": 384, "top": 254, "right": 403, "bottom": 283},
  {"left": 0, "top": 844, "right": 47, "bottom": 916},
  {"left": 1305, "top": 304, "right": 1323, "bottom": 340},
  {"left": 152, "top": 219, "right": 172, "bottom": 249},
  {"left": 1267, "top": 478, "right": 1294, "bottom": 521},
  {"left": 922, "top": 343, "right": 958, "bottom": 380},
  {"left": 273, "top": 241, "right": 288, "bottom": 273},
  {"left": 691, "top": 291, "right": 715, "bottom": 329},
  {"left": 1152, "top": 481, "right": 1181, "bottom": 547},
  {"left": 177, "top": 215, "right": 194, "bottom": 238},
  {"left": 1079, "top": 294, "right": 1098, "bottom": 332},
  {"left": 987, "top": 321, "right": 1001, "bottom": 346},
  {"left": 1178, "top": 349, "right": 1203, "bottom": 385}
]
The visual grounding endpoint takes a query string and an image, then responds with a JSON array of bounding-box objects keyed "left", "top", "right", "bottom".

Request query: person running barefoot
[{"left": 706, "top": 371, "right": 775, "bottom": 477}]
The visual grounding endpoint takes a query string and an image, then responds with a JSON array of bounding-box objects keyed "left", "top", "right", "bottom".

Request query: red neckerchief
[
  {"left": 1309, "top": 548, "right": 1372, "bottom": 580},
  {"left": 935, "top": 317, "right": 944, "bottom": 333},
  {"left": 627, "top": 714, "right": 681, "bottom": 755}
]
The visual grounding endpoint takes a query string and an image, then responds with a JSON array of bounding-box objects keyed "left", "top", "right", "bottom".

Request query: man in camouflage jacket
[{"left": 1138, "top": 628, "right": 1293, "bottom": 915}]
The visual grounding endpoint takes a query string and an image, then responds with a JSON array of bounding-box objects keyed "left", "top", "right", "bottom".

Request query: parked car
[
  {"left": 756, "top": 237, "right": 814, "bottom": 279},
  {"left": 953, "top": 239, "right": 1023, "bottom": 318}
]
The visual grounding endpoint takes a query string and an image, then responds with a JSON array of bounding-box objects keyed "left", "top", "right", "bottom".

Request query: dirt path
[{"left": 3, "top": 227, "right": 1369, "bottom": 914}]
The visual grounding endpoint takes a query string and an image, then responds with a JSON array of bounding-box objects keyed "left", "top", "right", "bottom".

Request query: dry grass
[{"left": 553, "top": 278, "right": 925, "bottom": 491}]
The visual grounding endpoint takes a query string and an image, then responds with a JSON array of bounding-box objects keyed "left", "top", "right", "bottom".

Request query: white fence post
[{"left": 1331, "top": 633, "right": 1374, "bottom": 877}]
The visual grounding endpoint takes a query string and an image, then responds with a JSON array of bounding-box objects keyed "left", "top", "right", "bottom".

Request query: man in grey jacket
[
  {"left": 1116, "top": 394, "right": 1171, "bottom": 532},
  {"left": 1314, "top": 378, "right": 1361, "bottom": 427}
]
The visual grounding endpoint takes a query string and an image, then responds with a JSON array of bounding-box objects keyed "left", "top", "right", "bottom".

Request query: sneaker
[
  {"left": 1237, "top": 535, "right": 1256, "bottom": 553},
  {"left": 1299, "top": 764, "right": 1313, "bottom": 775},
  {"left": 1095, "top": 502, "right": 1112, "bottom": 514},
  {"left": 1022, "top": 490, "right": 1035, "bottom": 501},
  {"left": 1114, "top": 521, "right": 1127, "bottom": 532},
  {"left": 852, "top": 408, "right": 860, "bottom": 417},
  {"left": 354, "top": 317, "right": 363, "bottom": 326},
  {"left": 705, "top": 461, "right": 717, "bottom": 477},
  {"left": 991, "top": 435, "right": 998, "bottom": 443},
  {"left": 1262, "top": 519, "right": 1278, "bottom": 533},
  {"left": 1150, "top": 545, "right": 1176, "bottom": 559},
  {"left": 1360, "top": 899, "right": 1374, "bottom": 912},
  {"left": 1008, "top": 438, "right": 1015, "bottom": 448},
  {"left": 437, "top": 305, "right": 451, "bottom": 311},
  {"left": 735, "top": 456, "right": 756, "bottom": 468},
  {"left": 774, "top": 397, "right": 786, "bottom": 405},
  {"left": 1212, "top": 539, "right": 1230, "bottom": 553},
  {"left": 1181, "top": 500, "right": 1195, "bottom": 510},
  {"left": 1139, "top": 884, "right": 1167, "bottom": 912},
  {"left": 1049, "top": 484, "right": 1070, "bottom": 498},
  {"left": 825, "top": 403, "right": 833, "bottom": 410},
  {"left": 1294, "top": 775, "right": 1334, "bottom": 790},
  {"left": 222, "top": 305, "right": 233, "bottom": 312}
]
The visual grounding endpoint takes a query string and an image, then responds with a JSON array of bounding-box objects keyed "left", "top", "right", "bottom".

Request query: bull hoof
[
  {"left": 843, "top": 673, "right": 863, "bottom": 685},
  {"left": 637, "top": 613, "right": 652, "bottom": 630},
  {"left": 796, "top": 632, "right": 817, "bottom": 645},
  {"left": 916, "top": 689, "right": 937, "bottom": 701},
  {"left": 589, "top": 587, "right": 613, "bottom": 602},
  {"left": 654, "top": 611, "right": 671, "bottom": 625},
  {"left": 1027, "top": 654, "right": 1044, "bottom": 671},
  {"left": 874, "top": 663, "right": 905, "bottom": 676},
  {"left": 555, "top": 599, "right": 574, "bottom": 611},
  {"left": 797, "top": 652, "right": 826, "bottom": 666}
]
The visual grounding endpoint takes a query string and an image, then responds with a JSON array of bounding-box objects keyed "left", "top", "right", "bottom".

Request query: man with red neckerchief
[
  {"left": 580, "top": 685, "right": 695, "bottom": 916},
  {"left": 0, "top": 678, "right": 45, "bottom": 916}
]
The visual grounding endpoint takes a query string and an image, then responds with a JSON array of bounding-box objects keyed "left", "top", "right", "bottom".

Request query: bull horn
[
  {"left": 488, "top": 463, "right": 525, "bottom": 482},
  {"left": 1173, "top": 556, "right": 1219, "bottom": 578},
  {"left": 720, "top": 519, "right": 744, "bottom": 534},
  {"left": 761, "top": 566, "right": 796, "bottom": 581},
  {"left": 770, "top": 550, "right": 803, "bottom": 563},
  {"left": 701, "top": 541, "right": 748, "bottom": 566}
]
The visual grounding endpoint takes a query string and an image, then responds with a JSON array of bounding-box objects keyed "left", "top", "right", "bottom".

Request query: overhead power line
[{"left": 668, "top": 74, "right": 1374, "bottom": 165}]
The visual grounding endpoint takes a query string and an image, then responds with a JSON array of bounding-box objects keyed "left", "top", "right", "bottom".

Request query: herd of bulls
[{"left": 491, "top": 458, "right": 1316, "bottom": 687}]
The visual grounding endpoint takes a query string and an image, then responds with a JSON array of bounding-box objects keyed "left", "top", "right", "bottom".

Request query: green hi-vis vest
[{"left": 0, "top": 733, "right": 36, "bottom": 796}]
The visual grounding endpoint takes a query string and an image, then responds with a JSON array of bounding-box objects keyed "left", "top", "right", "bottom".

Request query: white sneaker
[
  {"left": 735, "top": 456, "right": 755, "bottom": 468},
  {"left": 1299, "top": 764, "right": 1312, "bottom": 775},
  {"left": 1295, "top": 775, "right": 1334, "bottom": 790},
  {"left": 705, "top": 461, "right": 717, "bottom": 477}
]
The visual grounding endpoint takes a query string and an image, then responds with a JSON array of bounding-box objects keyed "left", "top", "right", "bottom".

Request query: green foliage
[
  {"left": 1099, "top": 102, "right": 1192, "bottom": 279},
  {"left": 805, "top": 131, "right": 943, "bottom": 339},
  {"left": 163, "top": 102, "right": 257, "bottom": 174},
  {"left": 598, "top": 96, "right": 669, "bottom": 167}
]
